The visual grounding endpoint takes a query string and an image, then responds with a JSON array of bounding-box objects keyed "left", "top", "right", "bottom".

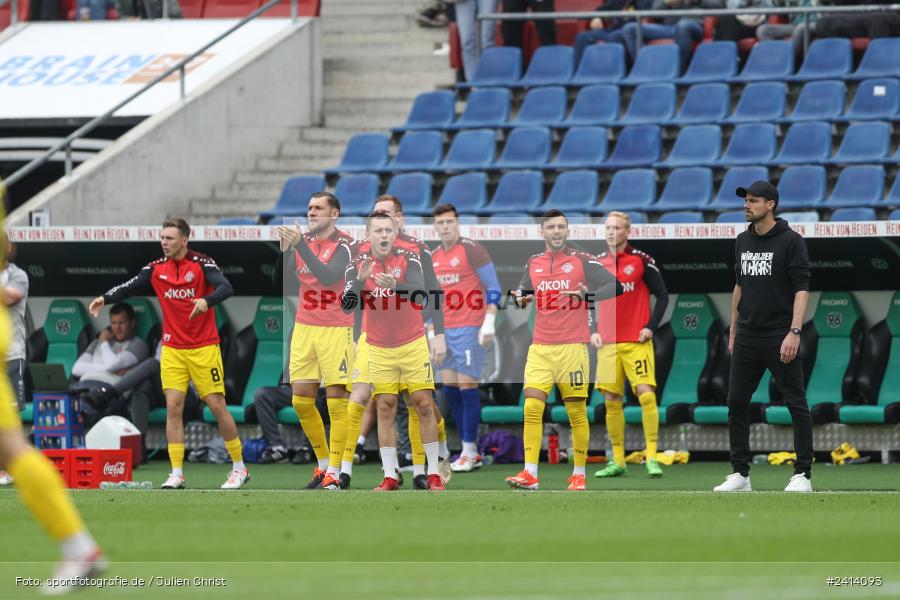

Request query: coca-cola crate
[{"left": 40, "top": 449, "right": 132, "bottom": 489}]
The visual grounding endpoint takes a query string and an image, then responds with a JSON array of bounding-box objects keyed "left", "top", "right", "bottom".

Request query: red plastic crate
[{"left": 40, "top": 449, "right": 132, "bottom": 489}]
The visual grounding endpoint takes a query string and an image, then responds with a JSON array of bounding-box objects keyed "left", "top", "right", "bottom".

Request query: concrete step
[
  {"left": 323, "top": 29, "right": 447, "bottom": 48},
  {"left": 320, "top": 15, "right": 419, "bottom": 34},
  {"left": 323, "top": 40, "right": 440, "bottom": 60},
  {"left": 257, "top": 156, "right": 336, "bottom": 173},
  {"left": 325, "top": 54, "right": 449, "bottom": 74},
  {"left": 279, "top": 140, "right": 345, "bottom": 159},
  {"left": 324, "top": 85, "right": 423, "bottom": 101},
  {"left": 300, "top": 127, "right": 364, "bottom": 144},
  {"left": 322, "top": 97, "right": 411, "bottom": 118},
  {"left": 191, "top": 197, "right": 276, "bottom": 217},
  {"left": 323, "top": 112, "right": 408, "bottom": 130},
  {"left": 212, "top": 182, "right": 284, "bottom": 201},
  {"left": 321, "top": 1, "right": 423, "bottom": 16},
  {"left": 324, "top": 68, "right": 453, "bottom": 88},
  {"left": 233, "top": 171, "right": 323, "bottom": 185}
]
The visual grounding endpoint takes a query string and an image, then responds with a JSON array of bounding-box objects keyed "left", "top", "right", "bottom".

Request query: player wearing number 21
[
  {"left": 89, "top": 218, "right": 248, "bottom": 491},
  {"left": 505, "top": 209, "right": 623, "bottom": 492}
]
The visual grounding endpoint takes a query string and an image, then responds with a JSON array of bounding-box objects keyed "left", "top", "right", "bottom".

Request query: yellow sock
[
  {"left": 168, "top": 442, "right": 185, "bottom": 471},
  {"left": 437, "top": 416, "right": 446, "bottom": 443},
  {"left": 342, "top": 402, "right": 366, "bottom": 465},
  {"left": 523, "top": 396, "right": 544, "bottom": 465},
  {"left": 326, "top": 397, "right": 349, "bottom": 470},
  {"left": 605, "top": 400, "right": 626, "bottom": 467},
  {"left": 292, "top": 395, "right": 329, "bottom": 461},
  {"left": 223, "top": 437, "right": 243, "bottom": 465},
  {"left": 7, "top": 449, "right": 85, "bottom": 540},
  {"left": 638, "top": 391, "right": 659, "bottom": 460},
  {"left": 565, "top": 400, "right": 589, "bottom": 468},
  {"left": 408, "top": 408, "right": 426, "bottom": 466}
]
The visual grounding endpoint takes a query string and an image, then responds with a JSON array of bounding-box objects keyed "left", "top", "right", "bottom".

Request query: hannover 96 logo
[{"left": 682, "top": 314, "right": 699, "bottom": 331}]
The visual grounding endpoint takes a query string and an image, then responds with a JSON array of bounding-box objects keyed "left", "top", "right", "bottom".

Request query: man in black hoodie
[{"left": 714, "top": 180, "right": 814, "bottom": 493}]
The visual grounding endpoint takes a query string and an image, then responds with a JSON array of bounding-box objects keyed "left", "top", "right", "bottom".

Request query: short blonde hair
[{"left": 606, "top": 211, "right": 632, "bottom": 229}]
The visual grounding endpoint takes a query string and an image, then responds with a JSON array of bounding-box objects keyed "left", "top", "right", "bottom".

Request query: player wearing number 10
[{"left": 89, "top": 218, "right": 248, "bottom": 491}]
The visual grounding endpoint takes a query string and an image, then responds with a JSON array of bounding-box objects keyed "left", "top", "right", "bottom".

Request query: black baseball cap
[{"left": 736, "top": 180, "right": 779, "bottom": 206}]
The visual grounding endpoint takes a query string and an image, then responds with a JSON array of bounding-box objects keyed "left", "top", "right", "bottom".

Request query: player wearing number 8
[
  {"left": 505, "top": 210, "right": 623, "bottom": 492},
  {"left": 593, "top": 212, "right": 670, "bottom": 480},
  {"left": 89, "top": 218, "right": 248, "bottom": 490}
]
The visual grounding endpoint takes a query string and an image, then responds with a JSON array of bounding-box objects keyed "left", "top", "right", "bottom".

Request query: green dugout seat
[
  {"left": 123, "top": 298, "right": 160, "bottom": 345},
  {"left": 43, "top": 299, "right": 93, "bottom": 377},
  {"left": 840, "top": 291, "right": 900, "bottom": 424},
  {"left": 766, "top": 291, "right": 863, "bottom": 425}
]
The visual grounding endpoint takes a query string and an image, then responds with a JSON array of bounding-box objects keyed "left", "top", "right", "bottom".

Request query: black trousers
[
  {"left": 727, "top": 334, "right": 813, "bottom": 477},
  {"left": 502, "top": 0, "right": 556, "bottom": 49}
]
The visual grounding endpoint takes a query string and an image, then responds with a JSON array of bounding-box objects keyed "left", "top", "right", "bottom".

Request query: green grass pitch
[{"left": 1, "top": 461, "right": 898, "bottom": 599}]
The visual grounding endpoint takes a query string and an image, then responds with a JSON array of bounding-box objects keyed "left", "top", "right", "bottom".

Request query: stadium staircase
[{"left": 190, "top": 0, "right": 454, "bottom": 222}]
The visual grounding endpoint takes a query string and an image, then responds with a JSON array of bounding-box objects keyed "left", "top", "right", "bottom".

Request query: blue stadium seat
[
  {"left": 403, "top": 215, "right": 426, "bottom": 224},
  {"left": 889, "top": 175, "right": 900, "bottom": 205},
  {"left": 570, "top": 43, "right": 626, "bottom": 86},
  {"left": 655, "top": 124, "right": 721, "bottom": 168},
  {"left": 618, "top": 82, "right": 677, "bottom": 126},
  {"left": 457, "top": 214, "right": 481, "bottom": 224},
  {"left": 506, "top": 86, "right": 567, "bottom": 127},
  {"left": 435, "top": 129, "right": 496, "bottom": 172},
  {"left": 715, "top": 123, "right": 777, "bottom": 165},
  {"left": 657, "top": 210, "right": 704, "bottom": 223},
  {"left": 767, "top": 121, "right": 832, "bottom": 166},
  {"left": 548, "top": 127, "right": 607, "bottom": 170},
  {"left": 676, "top": 41, "right": 737, "bottom": 84},
  {"left": 825, "top": 121, "right": 891, "bottom": 164},
  {"left": 626, "top": 212, "right": 648, "bottom": 223},
  {"left": 716, "top": 210, "right": 746, "bottom": 223},
  {"left": 836, "top": 79, "right": 900, "bottom": 122},
  {"left": 780, "top": 210, "right": 820, "bottom": 222},
  {"left": 780, "top": 80, "right": 845, "bottom": 123},
  {"left": 324, "top": 133, "right": 389, "bottom": 175},
  {"left": 219, "top": 217, "right": 257, "bottom": 225},
  {"left": 512, "top": 45, "right": 574, "bottom": 87},
  {"left": 786, "top": 38, "right": 852, "bottom": 81},
  {"left": 492, "top": 127, "right": 552, "bottom": 170},
  {"left": 391, "top": 90, "right": 455, "bottom": 132},
  {"left": 543, "top": 170, "right": 600, "bottom": 212},
  {"left": 339, "top": 216, "right": 367, "bottom": 225},
  {"left": 622, "top": 45, "right": 680, "bottom": 85},
  {"left": 457, "top": 46, "right": 522, "bottom": 88},
  {"left": 846, "top": 38, "right": 900, "bottom": 80},
  {"left": 438, "top": 172, "right": 488, "bottom": 213},
  {"left": 890, "top": 208, "right": 900, "bottom": 220},
  {"left": 450, "top": 88, "right": 510, "bottom": 129},
  {"left": 723, "top": 81, "right": 787, "bottom": 124},
  {"left": 258, "top": 175, "right": 326, "bottom": 220},
  {"left": 655, "top": 168, "right": 713, "bottom": 210},
  {"left": 565, "top": 213, "right": 595, "bottom": 224},
  {"left": 334, "top": 174, "right": 380, "bottom": 215},
  {"left": 379, "top": 130, "right": 443, "bottom": 172},
  {"left": 710, "top": 166, "right": 769, "bottom": 210},
  {"left": 598, "top": 169, "right": 657, "bottom": 210},
  {"left": 385, "top": 172, "right": 434, "bottom": 214},
  {"left": 830, "top": 207, "right": 877, "bottom": 221},
  {"left": 485, "top": 171, "right": 543, "bottom": 213},
  {"left": 778, "top": 165, "right": 827, "bottom": 209},
  {"left": 667, "top": 83, "right": 730, "bottom": 125},
  {"left": 825, "top": 165, "right": 886, "bottom": 208},
  {"left": 561, "top": 84, "right": 619, "bottom": 127},
  {"left": 729, "top": 40, "right": 794, "bottom": 83},
  {"left": 600, "top": 125, "right": 662, "bottom": 169}
]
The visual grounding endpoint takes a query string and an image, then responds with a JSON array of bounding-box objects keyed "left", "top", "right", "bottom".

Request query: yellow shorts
[
  {"left": 595, "top": 341, "right": 656, "bottom": 397},
  {"left": 289, "top": 323, "right": 354, "bottom": 389},
  {"left": 524, "top": 343, "right": 589, "bottom": 399},
  {"left": 352, "top": 332, "right": 370, "bottom": 386},
  {"left": 0, "top": 309, "right": 21, "bottom": 431},
  {"left": 369, "top": 336, "right": 435, "bottom": 397},
  {"left": 161, "top": 344, "right": 226, "bottom": 400}
]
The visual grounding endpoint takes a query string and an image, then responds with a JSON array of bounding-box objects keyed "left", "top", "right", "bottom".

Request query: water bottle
[
  {"left": 99, "top": 481, "right": 114, "bottom": 490},
  {"left": 481, "top": 454, "right": 494, "bottom": 466},
  {"left": 548, "top": 430, "right": 560, "bottom": 464},
  {"left": 752, "top": 454, "right": 768, "bottom": 465},
  {"left": 140, "top": 481, "right": 154, "bottom": 490}
]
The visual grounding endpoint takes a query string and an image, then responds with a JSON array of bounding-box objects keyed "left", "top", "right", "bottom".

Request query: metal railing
[
  {"left": 478, "top": 3, "right": 900, "bottom": 55},
  {"left": 2, "top": 0, "right": 303, "bottom": 190}
]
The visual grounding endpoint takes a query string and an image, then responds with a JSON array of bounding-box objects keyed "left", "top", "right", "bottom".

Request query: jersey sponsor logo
[
  {"left": 536, "top": 279, "right": 571, "bottom": 292},
  {"left": 185, "top": 271, "right": 195, "bottom": 283},
  {"left": 621, "top": 281, "right": 636, "bottom": 293},
  {"left": 164, "top": 288, "right": 196, "bottom": 300},
  {"left": 821, "top": 299, "right": 849, "bottom": 306},
  {"left": 740, "top": 251, "right": 774, "bottom": 277},
  {"left": 437, "top": 273, "right": 460, "bottom": 286},
  {"left": 370, "top": 287, "right": 396, "bottom": 298},
  {"left": 677, "top": 301, "right": 705, "bottom": 308},
  {"left": 623, "top": 265, "right": 635, "bottom": 276}
]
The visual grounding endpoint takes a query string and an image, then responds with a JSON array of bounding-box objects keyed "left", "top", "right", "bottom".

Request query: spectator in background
[
  {"left": 76, "top": 0, "right": 115, "bottom": 19},
  {"left": 0, "top": 241, "right": 28, "bottom": 487},
  {"left": 621, "top": 0, "right": 724, "bottom": 70},
  {"left": 418, "top": 1, "right": 450, "bottom": 27},
  {"left": 572, "top": 0, "right": 653, "bottom": 67},
  {"left": 502, "top": 0, "right": 557, "bottom": 49},
  {"left": 72, "top": 303, "right": 149, "bottom": 388},
  {"left": 457, "top": 0, "right": 499, "bottom": 81},
  {"left": 116, "top": 0, "right": 182, "bottom": 19},
  {"left": 756, "top": 0, "right": 818, "bottom": 52},
  {"left": 28, "top": 0, "right": 63, "bottom": 20},
  {"left": 714, "top": 0, "right": 773, "bottom": 42},
  {"left": 811, "top": 1, "right": 900, "bottom": 39}
]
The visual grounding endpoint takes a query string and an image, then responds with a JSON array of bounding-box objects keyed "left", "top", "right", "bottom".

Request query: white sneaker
[
  {"left": 450, "top": 455, "right": 482, "bottom": 473},
  {"left": 784, "top": 473, "right": 812, "bottom": 492},
  {"left": 160, "top": 473, "right": 185, "bottom": 490},
  {"left": 0, "top": 470, "right": 13, "bottom": 485},
  {"left": 221, "top": 469, "right": 250, "bottom": 490},
  {"left": 41, "top": 547, "right": 107, "bottom": 595},
  {"left": 713, "top": 473, "right": 752, "bottom": 492},
  {"left": 438, "top": 457, "right": 452, "bottom": 483}
]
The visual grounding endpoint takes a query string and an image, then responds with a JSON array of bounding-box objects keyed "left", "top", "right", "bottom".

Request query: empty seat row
[{"left": 459, "top": 39, "right": 900, "bottom": 91}]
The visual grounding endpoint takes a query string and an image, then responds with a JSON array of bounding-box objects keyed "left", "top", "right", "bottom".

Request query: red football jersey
[
  {"left": 345, "top": 247, "right": 426, "bottom": 348},
  {"left": 431, "top": 238, "right": 492, "bottom": 329},
  {"left": 294, "top": 229, "right": 354, "bottom": 327},
  {"left": 596, "top": 246, "right": 656, "bottom": 344}
]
